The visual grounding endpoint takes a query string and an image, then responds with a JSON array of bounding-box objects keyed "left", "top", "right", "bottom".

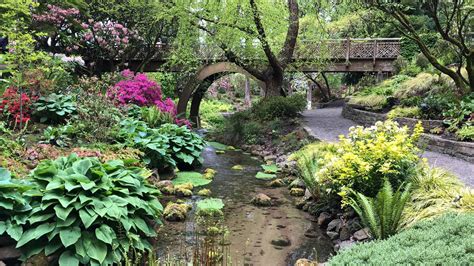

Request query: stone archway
[{"left": 177, "top": 62, "right": 265, "bottom": 125}]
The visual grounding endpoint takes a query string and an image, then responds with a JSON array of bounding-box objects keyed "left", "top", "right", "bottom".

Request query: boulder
[
  {"left": 175, "top": 187, "right": 193, "bottom": 197},
  {"left": 0, "top": 246, "right": 20, "bottom": 260},
  {"left": 160, "top": 186, "right": 175, "bottom": 195},
  {"left": 251, "top": 193, "right": 272, "bottom": 206},
  {"left": 289, "top": 178, "right": 306, "bottom": 189},
  {"left": 271, "top": 235, "right": 291, "bottom": 247},
  {"left": 156, "top": 180, "right": 173, "bottom": 189},
  {"left": 294, "top": 258, "right": 317, "bottom": 266},
  {"left": 197, "top": 188, "right": 211, "bottom": 197},
  {"left": 295, "top": 199, "right": 306, "bottom": 209},
  {"left": 304, "top": 189, "right": 313, "bottom": 200},
  {"left": 317, "top": 212, "right": 332, "bottom": 227},
  {"left": 163, "top": 203, "right": 190, "bottom": 221},
  {"left": 353, "top": 228, "right": 370, "bottom": 241},
  {"left": 290, "top": 188, "right": 305, "bottom": 197},
  {"left": 339, "top": 225, "right": 351, "bottom": 241},
  {"left": 269, "top": 179, "right": 285, "bottom": 187},
  {"left": 327, "top": 219, "right": 342, "bottom": 232},
  {"left": 326, "top": 231, "right": 339, "bottom": 240}
]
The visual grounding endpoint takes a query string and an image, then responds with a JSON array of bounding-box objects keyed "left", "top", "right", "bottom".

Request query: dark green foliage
[
  {"left": 41, "top": 124, "right": 74, "bottom": 147},
  {"left": 0, "top": 168, "right": 32, "bottom": 242},
  {"left": 420, "top": 93, "right": 457, "bottom": 119},
  {"left": 155, "top": 123, "right": 205, "bottom": 169},
  {"left": 252, "top": 94, "right": 306, "bottom": 121},
  {"left": 118, "top": 119, "right": 205, "bottom": 170},
  {"left": 16, "top": 154, "right": 163, "bottom": 265},
  {"left": 33, "top": 93, "right": 76, "bottom": 124},
  {"left": 349, "top": 181, "right": 411, "bottom": 240},
  {"left": 328, "top": 213, "right": 474, "bottom": 265},
  {"left": 443, "top": 93, "right": 474, "bottom": 131},
  {"left": 400, "top": 33, "right": 439, "bottom": 59}
]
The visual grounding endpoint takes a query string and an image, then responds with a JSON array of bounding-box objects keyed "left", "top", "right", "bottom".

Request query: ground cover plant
[{"left": 328, "top": 213, "right": 474, "bottom": 265}]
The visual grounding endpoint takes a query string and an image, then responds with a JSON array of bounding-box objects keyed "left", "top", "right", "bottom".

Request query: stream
[{"left": 156, "top": 146, "right": 334, "bottom": 265}]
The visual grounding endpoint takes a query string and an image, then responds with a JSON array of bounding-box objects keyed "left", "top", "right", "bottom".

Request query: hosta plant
[
  {"left": 16, "top": 154, "right": 163, "bottom": 265},
  {"left": 118, "top": 119, "right": 205, "bottom": 170},
  {"left": 33, "top": 93, "right": 76, "bottom": 123},
  {"left": 0, "top": 168, "right": 32, "bottom": 242}
]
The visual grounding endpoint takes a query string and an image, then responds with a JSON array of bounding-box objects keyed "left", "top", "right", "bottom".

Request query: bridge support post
[{"left": 306, "top": 81, "right": 312, "bottom": 110}]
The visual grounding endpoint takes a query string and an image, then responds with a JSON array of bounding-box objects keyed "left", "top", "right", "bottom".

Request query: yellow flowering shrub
[{"left": 303, "top": 121, "right": 423, "bottom": 205}]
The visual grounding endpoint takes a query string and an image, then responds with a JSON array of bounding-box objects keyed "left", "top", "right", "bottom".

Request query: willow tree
[{"left": 161, "top": 0, "right": 326, "bottom": 97}]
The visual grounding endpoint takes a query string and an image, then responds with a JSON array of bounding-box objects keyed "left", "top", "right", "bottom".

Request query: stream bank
[{"left": 156, "top": 146, "right": 334, "bottom": 265}]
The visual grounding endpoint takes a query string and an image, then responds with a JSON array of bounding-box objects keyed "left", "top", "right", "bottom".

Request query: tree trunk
[
  {"left": 244, "top": 77, "right": 252, "bottom": 107},
  {"left": 264, "top": 75, "right": 284, "bottom": 97}
]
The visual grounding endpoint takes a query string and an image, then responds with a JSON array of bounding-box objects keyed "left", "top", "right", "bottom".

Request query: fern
[
  {"left": 297, "top": 154, "right": 320, "bottom": 199},
  {"left": 349, "top": 180, "right": 411, "bottom": 239}
]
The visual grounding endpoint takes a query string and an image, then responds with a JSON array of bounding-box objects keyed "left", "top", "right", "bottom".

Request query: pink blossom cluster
[
  {"left": 81, "top": 19, "right": 134, "bottom": 56},
  {"left": 33, "top": 4, "right": 80, "bottom": 26},
  {"left": 108, "top": 70, "right": 190, "bottom": 127}
]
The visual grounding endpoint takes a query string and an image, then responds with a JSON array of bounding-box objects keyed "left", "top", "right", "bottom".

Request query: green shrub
[
  {"left": 299, "top": 121, "right": 422, "bottom": 205},
  {"left": 387, "top": 106, "right": 421, "bottom": 119},
  {"left": 0, "top": 167, "right": 32, "bottom": 242},
  {"left": 419, "top": 93, "right": 457, "bottom": 120},
  {"left": 394, "top": 73, "right": 438, "bottom": 99},
  {"left": 33, "top": 93, "right": 77, "bottom": 124},
  {"left": 118, "top": 119, "right": 205, "bottom": 170},
  {"left": 456, "top": 125, "right": 474, "bottom": 141},
  {"left": 348, "top": 95, "right": 388, "bottom": 111},
  {"left": 41, "top": 124, "right": 75, "bottom": 147},
  {"left": 415, "top": 52, "right": 430, "bottom": 69},
  {"left": 349, "top": 181, "right": 411, "bottom": 240},
  {"left": 140, "top": 106, "right": 174, "bottom": 128},
  {"left": 357, "top": 75, "right": 409, "bottom": 97},
  {"left": 71, "top": 93, "right": 123, "bottom": 143},
  {"left": 252, "top": 94, "right": 306, "bottom": 120},
  {"left": 328, "top": 213, "right": 474, "bottom": 265},
  {"left": 443, "top": 94, "right": 474, "bottom": 131},
  {"left": 14, "top": 155, "right": 163, "bottom": 265}
]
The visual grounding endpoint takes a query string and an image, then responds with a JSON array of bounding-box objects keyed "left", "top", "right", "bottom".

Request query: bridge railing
[{"left": 296, "top": 38, "right": 401, "bottom": 61}]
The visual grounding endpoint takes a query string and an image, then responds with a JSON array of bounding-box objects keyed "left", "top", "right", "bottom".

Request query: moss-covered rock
[
  {"left": 203, "top": 168, "right": 216, "bottom": 179},
  {"left": 164, "top": 202, "right": 190, "bottom": 221},
  {"left": 269, "top": 179, "right": 285, "bottom": 187},
  {"left": 251, "top": 193, "right": 272, "bottom": 206},
  {"left": 175, "top": 187, "right": 193, "bottom": 197},
  {"left": 290, "top": 188, "right": 305, "bottom": 197},
  {"left": 197, "top": 188, "right": 212, "bottom": 197},
  {"left": 231, "top": 165, "right": 244, "bottom": 170},
  {"left": 160, "top": 185, "right": 175, "bottom": 195}
]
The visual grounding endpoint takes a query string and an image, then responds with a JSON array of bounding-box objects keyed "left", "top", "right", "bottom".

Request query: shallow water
[{"left": 156, "top": 146, "right": 333, "bottom": 265}]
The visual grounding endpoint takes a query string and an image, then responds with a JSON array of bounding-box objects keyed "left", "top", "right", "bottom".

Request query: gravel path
[{"left": 302, "top": 107, "right": 474, "bottom": 187}]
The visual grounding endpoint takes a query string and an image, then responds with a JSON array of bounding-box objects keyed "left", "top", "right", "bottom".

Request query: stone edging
[
  {"left": 342, "top": 104, "right": 474, "bottom": 163},
  {"left": 315, "top": 99, "right": 346, "bottom": 109},
  {"left": 419, "top": 134, "right": 474, "bottom": 163}
]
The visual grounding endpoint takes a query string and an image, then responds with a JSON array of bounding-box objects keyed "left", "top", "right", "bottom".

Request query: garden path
[{"left": 302, "top": 107, "right": 474, "bottom": 187}]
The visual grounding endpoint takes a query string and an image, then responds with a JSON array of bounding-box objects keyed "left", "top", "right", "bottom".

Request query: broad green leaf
[
  {"left": 59, "top": 250, "right": 79, "bottom": 266},
  {"left": 133, "top": 217, "right": 156, "bottom": 237},
  {"left": 196, "top": 198, "right": 225, "bottom": 212},
  {"left": 45, "top": 238, "right": 62, "bottom": 256},
  {"left": 59, "top": 226, "right": 81, "bottom": 247},
  {"left": 54, "top": 205, "right": 73, "bottom": 221},
  {"left": 260, "top": 164, "right": 280, "bottom": 174},
  {"left": 95, "top": 224, "right": 116, "bottom": 244},
  {"left": 17, "top": 223, "right": 55, "bottom": 247},
  {"left": 255, "top": 172, "right": 277, "bottom": 180},
  {"left": 79, "top": 209, "right": 98, "bottom": 228},
  {"left": 85, "top": 236, "right": 108, "bottom": 264},
  {"left": 6, "top": 223, "right": 23, "bottom": 241},
  {"left": 172, "top": 171, "right": 211, "bottom": 187},
  {"left": 72, "top": 159, "right": 93, "bottom": 175}
]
